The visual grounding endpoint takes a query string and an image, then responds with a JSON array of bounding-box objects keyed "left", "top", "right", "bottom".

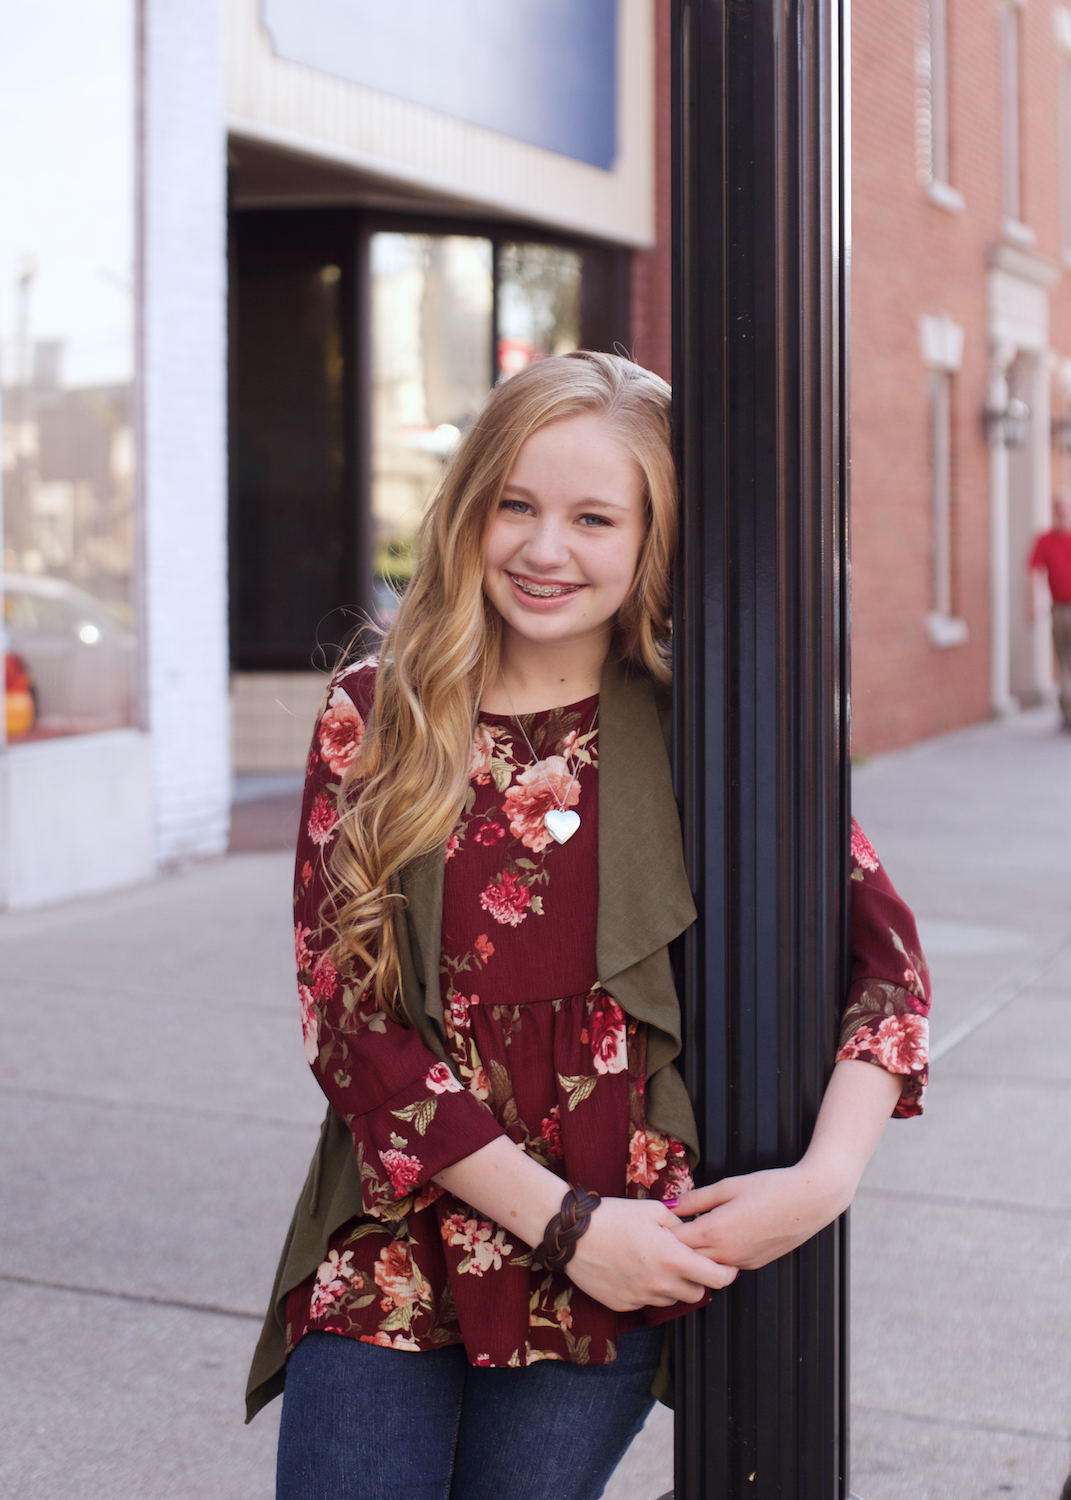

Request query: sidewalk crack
[
  {"left": 854, "top": 1403, "right": 1071, "bottom": 1446},
  {"left": 0, "top": 1271, "right": 262, "bottom": 1322}
]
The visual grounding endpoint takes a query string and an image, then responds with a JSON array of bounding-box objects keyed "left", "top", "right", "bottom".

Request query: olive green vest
[{"left": 245, "top": 655, "right": 697, "bottom": 1420}]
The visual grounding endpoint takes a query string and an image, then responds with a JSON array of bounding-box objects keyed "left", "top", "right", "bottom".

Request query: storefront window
[
  {"left": 370, "top": 232, "right": 493, "bottom": 623},
  {"left": 496, "top": 243, "right": 581, "bottom": 377},
  {"left": 0, "top": 0, "right": 137, "bottom": 741},
  {"left": 370, "top": 234, "right": 587, "bottom": 624}
]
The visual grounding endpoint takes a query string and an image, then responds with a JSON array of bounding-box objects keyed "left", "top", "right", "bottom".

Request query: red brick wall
[
  {"left": 852, "top": 0, "right": 1071, "bottom": 752},
  {"left": 632, "top": 0, "right": 1071, "bottom": 755},
  {"left": 849, "top": 0, "right": 992, "bottom": 751}
]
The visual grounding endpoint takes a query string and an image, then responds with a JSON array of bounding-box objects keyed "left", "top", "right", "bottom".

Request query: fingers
[
  {"left": 566, "top": 1209, "right": 738, "bottom": 1311},
  {"left": 674, "top": 1219, "right": 724, "bottom": 1252},
  {"left": 675, "top": 1248, "right": 735, "bottom": 1296},
  {"left": 601, "top": 1259, "right": 737, "bottom": 1311},
  {"left": 662, "top": 1240, "right": 738, "bottom": 1297},
  {"left": 668, "top": 1178, "right": 739, "bottom": 1218}
]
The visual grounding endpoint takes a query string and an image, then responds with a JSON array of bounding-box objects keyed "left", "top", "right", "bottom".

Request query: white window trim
[
  {"left": 1001, "top": 0, "right": 1028, "bottom": 235},
  {"left": 917, "top": 0, "right": 965, "bottom": 212},
  {"left": 1058, "top": 9, "right": 1071, "bottom": 267},
  {"left": 1003, "top": 216, "right": 1038, "bottom": 248},
  {"left": 919, "top": 314, "right": 969, "bottom": 648},
  {"left": 927, "top": 179, "right": 965, "bottom": 214}
]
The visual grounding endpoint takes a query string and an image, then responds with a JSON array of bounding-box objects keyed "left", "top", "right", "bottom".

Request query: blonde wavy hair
[{"left": 330, "top": 350, "right": 677, "bottom": 1020}]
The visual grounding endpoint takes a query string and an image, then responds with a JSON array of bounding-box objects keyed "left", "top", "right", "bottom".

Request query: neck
[{"left": 482, "top": 627, "right": 611, "bottom": 713}]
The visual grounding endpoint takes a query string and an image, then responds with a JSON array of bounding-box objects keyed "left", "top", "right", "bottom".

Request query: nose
[{"left": 519, "top": 514, "right": 572, "bottom": 572}]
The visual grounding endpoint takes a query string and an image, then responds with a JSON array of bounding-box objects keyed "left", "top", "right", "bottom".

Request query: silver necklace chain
[{"left": 498, "top": 677, "right": 599, "bottom": 814}]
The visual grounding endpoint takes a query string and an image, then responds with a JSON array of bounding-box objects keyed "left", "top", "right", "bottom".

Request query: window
[
  {"left": 1058, "top": 8, "right": 1071, "bottom": 265},
  {"left": 916, "top": 0, "right": 963, "bottom": 211},
  {"left": 370, "top": 233, "right": 495, "bottom": 623},
  {"left": 0, "top": 0, "right": 137, "bottom": 742},
  {"left": 1001, "top": 0, "right": 1035, "bottom": 245},
  {"left": 370, "top": 234, "right": 586, "bottom": 626},
  {"left": 230, "top": 212, "right": 628, "bottom": 674},
  {"left": 919, "top": 314, "right": 968, "bottom": 647},
  {"left": 497, "top": 244, "right": 581, "bottom": 376}
]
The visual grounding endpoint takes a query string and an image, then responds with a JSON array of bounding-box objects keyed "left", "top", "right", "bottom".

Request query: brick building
[
  {"left": 849, "top": 0, "right": 1071, "bottom": 752},
  {"left": 634, "top": 0, "right": 1071, "bottom": 754}
]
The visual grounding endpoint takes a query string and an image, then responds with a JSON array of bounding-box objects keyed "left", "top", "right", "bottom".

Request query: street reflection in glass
[
  {"left": 371, "top": 232, "right": 493, "bottom": 625},
  {"left": 369, "top": 235, "right": 584, "bottom": 627},
  {"left": 0, "top": 0, "right": 136, "bottom": 740},
  {"left": 497, "top": 242, "right": 581, "bottom": 378}
]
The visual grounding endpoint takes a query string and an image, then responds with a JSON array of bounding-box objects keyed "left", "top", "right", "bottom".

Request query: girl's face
[{"left": 482, "top": 414, "right": 647, "bottom": 657}]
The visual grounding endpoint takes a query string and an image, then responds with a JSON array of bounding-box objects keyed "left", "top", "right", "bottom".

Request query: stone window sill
[
  {"left": 926, "top": 180, "right": 965, "bottom": 214},
  {"left": 1002, "top": 217, "right": 1037, "bottom": 248},
  {"left": 926, "top": 612, "right": 969, "bottom": 649}
]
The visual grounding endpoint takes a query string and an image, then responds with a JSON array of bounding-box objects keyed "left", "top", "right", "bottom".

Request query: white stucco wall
[
  {"left": 142, "top": 0, "right": 231, "bottom": 863},
  {"left": 1, "top": 730, "right": 155, "bottom": 908}
]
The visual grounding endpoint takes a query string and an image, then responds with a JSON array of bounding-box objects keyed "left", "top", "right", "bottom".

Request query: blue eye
[{"left": 578, "top": 514, "right": 611, "bottom": 527}]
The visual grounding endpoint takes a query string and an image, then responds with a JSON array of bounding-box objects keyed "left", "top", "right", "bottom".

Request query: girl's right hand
[
  {"left": 434, "top": 1135, "right": 736, "bottom": 1311},
  {"left": 565, "top": 1196, "right": 738, "bottom": 1311}
]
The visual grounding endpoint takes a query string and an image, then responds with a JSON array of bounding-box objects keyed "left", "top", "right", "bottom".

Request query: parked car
[{"left": 3, "top": 574, "right": 135, "bottom": 732}]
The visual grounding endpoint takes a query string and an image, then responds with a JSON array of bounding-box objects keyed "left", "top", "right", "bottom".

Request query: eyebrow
[{"left": 501, "top": 483, "right": 630, "bottom": 512}]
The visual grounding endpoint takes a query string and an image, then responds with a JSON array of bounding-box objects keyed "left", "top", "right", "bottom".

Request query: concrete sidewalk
[
  {"left": 1, "top": 709, "right": 1069, "bottom": 1499},
  {"left": 847, "top": 706, "right": 1071, "bottom": 1500}
]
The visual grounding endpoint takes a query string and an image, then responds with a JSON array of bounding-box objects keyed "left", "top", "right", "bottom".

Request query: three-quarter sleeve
[
  {"left": 836, "top": 821, "right": 931, "bottom": 1118},
  {"left": 294, "top": 663, "right": 505, "bottom": 1217}
]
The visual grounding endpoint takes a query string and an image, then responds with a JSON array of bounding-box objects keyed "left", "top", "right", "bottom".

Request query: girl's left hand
[
  {"left": 669, "top": 1060, "right": 906, "bottom": 1269},
  {"left": 667, "top": 1163, "right": 852, "bottom": 1271}
]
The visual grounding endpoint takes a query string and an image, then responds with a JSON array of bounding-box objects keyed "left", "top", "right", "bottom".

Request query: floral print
[
  {"left": 627, "top": 1128, "right": 669, "bottom": 1189},
  {"left": 284, "top": 665, "right": 931, "bottom": 1372},
  {"left": 373, "top": 1241, "right": 422, "bottom": 1309},
  {"left": 378, "top": 1149, "right": 423, "bottom": 1197},
  {"left": 850, "top": 823, "right": 880, "bottom": 874},
  {"left": 503, "top": 758, "right": 583, "bottom": 854},
  {"left": 469, "top": 725, "right": 496, "bottom": 783},
  {"left": 540, "top": 1106, "right": 564, "bottom": 1159},
  {"left": 298, "top": 984, "right": 319, "bottom": 1066},
  {"left": 307, "top": 792, "right": 338, "bottom": 846},
  {"left": 318, "top": 687, "right": 365, "bottom": 776},
  {"left": 590, "top": 995, "right": 628, "bottom": 1076},
  {"left": 443, "top": 1216, "right": 515, "bottom": 1277},
  {"left": 836, "top": 819, "right": 931, "bottom": 1117},
  {"left": 870, "top": 1013, "right": 929, "bottom": 1072},
  {"left": 425, "top": 1063, "right": 463, "bottom": 1095},
  {"left": 309, "top": 1250, "right": 360, "bottom": 1319},
  {"left": 284, "top": 670, "right": 694, "bottom": 1369},
  {"left": 478, "top": 870, "right": 533, "bottom": 927}
]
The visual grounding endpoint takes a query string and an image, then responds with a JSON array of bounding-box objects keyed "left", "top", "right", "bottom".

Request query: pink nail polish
[{"left": 664, "top": 1197, "right": 678, "bottom": 1208}]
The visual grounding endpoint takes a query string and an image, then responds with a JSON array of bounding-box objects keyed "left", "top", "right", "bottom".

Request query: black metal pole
[{"left": 671, "top": 1, "right": 851, "bottom": 1497}]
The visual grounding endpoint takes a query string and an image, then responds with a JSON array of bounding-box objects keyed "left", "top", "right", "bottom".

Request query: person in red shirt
[{"left": 1028, "top": 492, "right": 1071, "bottom": 731}]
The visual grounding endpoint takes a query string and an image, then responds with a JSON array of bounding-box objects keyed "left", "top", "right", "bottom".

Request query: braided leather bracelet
[{"left": 532, "top": 1183, "right": 602, "bottom": 1273}]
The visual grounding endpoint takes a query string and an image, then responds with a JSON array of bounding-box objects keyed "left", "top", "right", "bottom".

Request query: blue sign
[{"left": 261, "top": 0, "right": 618, "bottom": 170}]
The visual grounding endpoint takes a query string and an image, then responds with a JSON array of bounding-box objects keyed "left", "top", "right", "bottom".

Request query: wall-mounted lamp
[
  {"left": 1052, "top": 413, "right": 1071, "bottom": 452},
  {"left": 983, "top": 397, "right": 1030, "bottom": 448}
]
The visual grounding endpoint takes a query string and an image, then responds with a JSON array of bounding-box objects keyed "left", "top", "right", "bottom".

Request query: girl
[{"left": 247, "top": 352, "right": 930, "bottom": 1500}]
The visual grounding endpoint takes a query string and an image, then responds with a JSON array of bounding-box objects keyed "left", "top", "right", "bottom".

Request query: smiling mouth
[{"left": 508, "top": 573, "right": 584, "bottom": 599}]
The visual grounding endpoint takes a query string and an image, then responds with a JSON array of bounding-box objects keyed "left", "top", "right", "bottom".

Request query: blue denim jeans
[{"left": 276, "top": 1326, "right": 664, "bottom": 1500}]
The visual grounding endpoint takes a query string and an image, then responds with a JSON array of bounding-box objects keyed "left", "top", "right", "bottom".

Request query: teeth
[{"left": 510, "top": 575, "right": 578, "bottom": 598}]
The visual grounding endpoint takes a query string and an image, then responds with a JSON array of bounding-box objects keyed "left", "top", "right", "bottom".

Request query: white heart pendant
[{"left": 544, "top": 809, "right": 581, "bottom": 845}]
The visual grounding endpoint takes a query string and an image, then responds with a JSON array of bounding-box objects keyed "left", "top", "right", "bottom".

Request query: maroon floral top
[{"left": 283, "top": 663, "right": 930, "bottom": 1370}]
